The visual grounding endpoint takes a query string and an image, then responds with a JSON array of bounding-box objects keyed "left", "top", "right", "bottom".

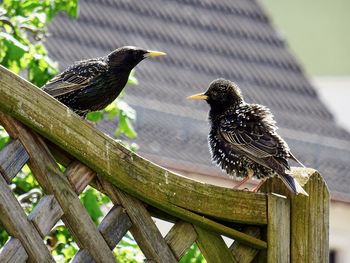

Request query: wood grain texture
[
  {"left": 94, "top": 176, "right": 266, "bottom": 250},
  {"left": 266, "top": 194, "right": 290, "bottom": 263},
  {"left": 99, "top": 179, "right": 177, "bottom": 263},
  {"left": 65, "top": 160, "right": 96, "bottom": 194},
  {"left": 260, "top": 171, "right": 329, "bottom": 263},
  {"left": 195, "top": 226, "right": 235, "bottom": 263},
  {"left": 165, "top": 221, "right": 197, "bottom": 260},
  {"left": 290, "top": 172, "right": 329, "bottom": 263},
  {"left": 0, "top": 160, "right": 98, "bottom": 263},
  {"left": 0, "top": 174, "right": 54, "bottom": 262},
  {"left": 230, "top": 227, "right": 261, "bottom": 263},
  {"left": 0, "top": 114, "right": 116, "bottom": 263},
  {"left": 0, "top": 65, "right": 267, "bottom": 225},
  {"left": 0, "top": 139, "right": 29, "bottom": 182},
  {"left": 0, "top": 238, "right": 28, "bottom": 263},
  {"left": 28, "top": 195, "right": 63, "bottom": 237},
  {"left": 72, "top": 205, "right": 132, "bottom": 263}
]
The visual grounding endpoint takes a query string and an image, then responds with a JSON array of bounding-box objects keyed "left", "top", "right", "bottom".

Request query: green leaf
[
  {"left": 0, "top": 32, "right": 29, "bottom": 69},
  {"left": 116, "top": 100, "right": 136, "bottom": 120},
  {"left": 80, "top": 188, "right": 103, "bottom": 224},
  {"left": 115, "top": 112, "right": 137, "bottom": 139},
  {"left": 127, "top": 69, "right": 138, "bottom": 85},
  {"left": 86, "top": 111, "right": 104, "bottom": 122},
  {"left": 180, "top": 244, "right": 206, "bottom": 263},
  {"left": 0, "top": 126, "right": 9, "bottom": 150}
]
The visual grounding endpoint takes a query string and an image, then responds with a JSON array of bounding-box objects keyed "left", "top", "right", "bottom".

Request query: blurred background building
[{"left": 46, "top": 0, "right": 350, "bottom": 262}]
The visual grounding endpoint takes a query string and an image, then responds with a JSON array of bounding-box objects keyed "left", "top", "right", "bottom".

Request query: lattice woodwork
[{"left": 0, "top": 65, "right": 329, "bottom": 262}]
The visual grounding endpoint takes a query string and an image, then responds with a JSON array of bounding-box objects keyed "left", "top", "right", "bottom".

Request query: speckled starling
[
  {"left": 187, "top": 79, "right": 308, "bottom": 196},
  {"left": 42, "top": 46, "right": 166, "bottom": 117}
]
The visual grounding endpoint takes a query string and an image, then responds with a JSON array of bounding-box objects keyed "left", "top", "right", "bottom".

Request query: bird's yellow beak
[
  {"left": 187, "top": 92, "right": 208, "bottom": 100},
  {"left": 145, "top": 50, "right": 167, "bottom": 58}
]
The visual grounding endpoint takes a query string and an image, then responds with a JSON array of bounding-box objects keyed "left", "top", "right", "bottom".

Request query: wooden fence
[{"left": 0, "top": 65, "right": 329, "bottom": 262}]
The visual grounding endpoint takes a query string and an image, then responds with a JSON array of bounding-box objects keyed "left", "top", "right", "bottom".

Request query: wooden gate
[{"left": 0, "top": 65, "right": 329, "bottom": 262}]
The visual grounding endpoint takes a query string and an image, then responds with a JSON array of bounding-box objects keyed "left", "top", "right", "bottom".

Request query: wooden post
[{"left": 260, "top": 169, "right": 329, "bottom": 262}]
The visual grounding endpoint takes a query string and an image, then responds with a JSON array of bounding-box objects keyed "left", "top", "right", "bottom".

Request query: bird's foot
[
  {"left": 233, "top": 168, "right": 254, "bottom": 189},
  {"left": 251, "top": 179, "right": 267, "bottom": 192},
  {"left": 85, "top": 119, "right": 97, "bottom": 126},
  {"left": 233, "top": 176, "right": 250, "bottom": 189}
]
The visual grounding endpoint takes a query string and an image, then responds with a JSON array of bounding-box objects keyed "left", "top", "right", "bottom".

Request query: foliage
[
  {"left": 180, "top": 244, "right": 206, "bottom": 263},
  {"left": 0, "top": 0, "right": 78, "bottom": 86},
  {"left": 0, "top": 0, "right": 141, "bottom": 260},
  {"left": 114, "top": 233, "right": 145, "bottom": 263}
]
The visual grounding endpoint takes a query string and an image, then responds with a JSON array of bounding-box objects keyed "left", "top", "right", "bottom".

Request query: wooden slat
[
  {"left": 0, "top": 174, "right": 54, "bottom": 262},
  {"left": 98, "top": 205, "right": 132, "bottom": 248},
  {"left": 0, "top": 114, "right": 116, "bottom": 263},
  {"left": 230, "top": 227, "right": 261, "bottom": 263},
  {"left": 28, "top": 195, "right": 63, "bottom": 237},
  {"left": 165, "top": 221, "right": 197, "bottom": 260},
  {"left": 72, "top": 205, "right": 132, "bottom": 262},
  {"left": 0, "top": 139, "right": 29, "bottom": 182},
  {"left": 65, "top": 160, "right": 96, "bottom": 194},
  {"left": 0, "top": 65, "right": 268, "bottom": 225},
  {"left": 157, "top": 200, "right": 267, "bottom": 249},
  {"left": 195, "top": 226, "right": 235, "bottom": 263},
  {"left": 0, "top": 160, "right": 96, "bottom": 263},
  {"left": 0, "top": 238, "right": 28, "bottom": 263},
  {"left": 98, "top": 179, "right": 177, "bottom": 263},
  {"left": 266, "top": 194, "right": 290, "bottom": 263},
  {"left": 93, "top": 175, "right": 266, "bottom": 250}
]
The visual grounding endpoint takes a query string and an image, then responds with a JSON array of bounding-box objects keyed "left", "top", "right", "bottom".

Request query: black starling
[
  {"left": 42, "top": 46, "right": 166, "bottom": 117},
  {"left": 188, "top": 79, "right": 308, "bottom": 196}
]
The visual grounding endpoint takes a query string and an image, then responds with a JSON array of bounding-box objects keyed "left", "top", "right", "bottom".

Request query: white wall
[
  {"left": 330, "top": 201, "right": 350, "bottom": 262},
  {"left": 313, "top": 77, "right": 350, "bottom": 132}
]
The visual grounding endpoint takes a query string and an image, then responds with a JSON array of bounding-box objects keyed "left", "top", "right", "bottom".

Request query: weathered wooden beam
[
  {"left": 165, "top": 221, "right": 197, "bottom": 260},
  {"left": 261, "top": 170, "right": 329, "bottom": 262},
  {"left": 72, "top": 205, "right": 132, "bottom": 263},
  {"left": 0, "top": 65, "right": 267, "bottom": 225},
  {"left": 195, "top": 226, "right": 235, "bottom": 263},
  {"left": 0, "top": 238, "right": 28, "bottom": 263},
  {"left": 28, "top": 195, "right": 63, "bottom": 237},
  {"left": 230, "top": 227, "right": 261, "bottom": 263},
  {"left": 0, "top": 114, "right": 116, "bottom": 263},
  {"left": 0, "top": 139, "right": 29, "bottom": 182},
  {"left": 95, "top": 174, "right": 267, "bottom": 250},
  {"left": 0, "top": 161, "right": 96, "bottom": 262},
  {"left": 0, "top": 173, "right": 54, "bottom": 262}
]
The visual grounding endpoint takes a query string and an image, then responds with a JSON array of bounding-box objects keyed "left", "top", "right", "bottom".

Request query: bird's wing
[
  {"left": 42, "top": 59, "right": 108, "bottom": 97},
  {"left": 219, "top": 107, "right": 290, "bottom": 170}
]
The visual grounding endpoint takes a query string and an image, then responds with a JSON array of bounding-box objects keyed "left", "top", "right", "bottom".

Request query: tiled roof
[{"left": 46, "top": 0, "right": 350, "bottom": 200}]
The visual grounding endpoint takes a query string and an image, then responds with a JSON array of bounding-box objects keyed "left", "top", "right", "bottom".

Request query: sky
[
  {"left": 262, "top": 0, "right": 350, "bottom": 76},
  {"left": 262, "top": 0, "right": 350, "bottom": 132}
]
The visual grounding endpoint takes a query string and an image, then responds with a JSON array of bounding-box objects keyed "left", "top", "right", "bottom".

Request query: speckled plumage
[
  {"left": 189, "top": 79, "right": 308, "bottom": 195},
  {"left": 42, "top": 46, "right": 164, "bottom": 117}
]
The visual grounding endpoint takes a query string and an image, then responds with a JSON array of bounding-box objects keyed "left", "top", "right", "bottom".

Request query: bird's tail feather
[
  {"left": 280, "top": 173, "right": 308, "bottom": 196},
  {"left": 289, "top": 153, "right": 305, "bottom": 167}
]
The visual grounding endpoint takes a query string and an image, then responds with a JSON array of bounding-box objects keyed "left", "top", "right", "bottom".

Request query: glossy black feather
[
  {"left": 42, "top": 46, "right": 149, "bottom": 117},
  {"left": 197, "top": 79, "right": 307, "bottom": 195}
]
